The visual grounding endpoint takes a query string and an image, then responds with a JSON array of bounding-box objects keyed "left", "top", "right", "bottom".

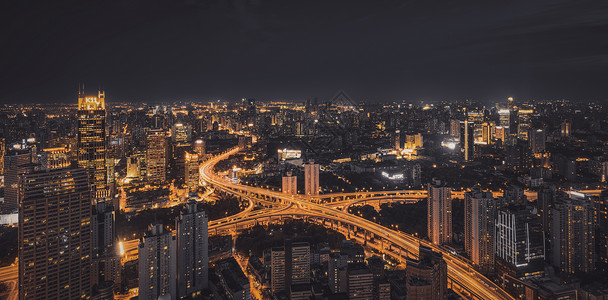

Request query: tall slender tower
[
  {"left": 464, "top": 188, "right": 496, "bottom": 274},
  {"left": 176, "top": 202, "right": 208, "bottom": 298},
  {"left": 304, "top": 161, "right": 319, "bottom": 196},
  {"left": 138, "top": 224, "right": 177, "bottom": 300},
  {"left": 146, "top": 129, "right": 167, "bottom": 182},
  {"left": 427, "top": 179, "right": 452, "bottom": 245},
  {"left": 19, "top": 168, "right": 92, "bottom": 300},
  {"left": 77, "top": 88, "right": 108, "bottom": 201}
]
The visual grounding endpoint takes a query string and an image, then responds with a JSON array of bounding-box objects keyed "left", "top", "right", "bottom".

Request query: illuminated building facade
[
  {"left": 517, "top": 109, "right": 533, "bottom": 141},
  {"left": 172, "top": 123, "right": 192, "bottom": 143},
  {"left": 530, "top": 129, "right": 546, "bottom": 154},
  {"left": 146, "top": 129, "right": 167, "bottom": 182},
  {"left": 271, "top": 247, "right": 286, "bottom": 293},
  {"left": 3, "top": 149, "right": 33, "bottom": 213},
  {"left": 77, "top": 89, "right": 108, "bottom": 201},
  {"left": 291, "top": 242, "right": 311, "bottom": 285},
  {"left": 18, "top": 168, "right": 92, "bottom": 300},
  {"left": 39, "top": 146, "right": 71, "bottom": 170},
  {"left": 282, "top": 171, "right": 297, "bottom": 195},
  {"left": 427, "top": 179, "right": 452, "bottom": 245},
  {"left": 460, "top": 120, "right": 474, "bottom": 161},
  {"left": 304, "top": 162, "right": 319, "bottom": 196},
  {"left": 0, "top": 137, "right": 4, "bottom": 176},
  {"left": 184, "top": 152, "right": 200, "bottom": 190},
  {"left": 193, "top": 139, "right": 206, "bottom": 158},
  {"left": 464, "top": 188, "right": 496, "bottom": 274}
]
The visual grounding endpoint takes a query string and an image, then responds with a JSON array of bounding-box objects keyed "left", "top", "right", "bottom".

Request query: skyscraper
[
  {"left": 460, "top": 120, "right": 474, "bottom": 161},
  {"left": 304, "top": 161, "right": 319, "bottom": 196},
  {"left": 77, "top": 89, "right": 108, "bottom": 201},
  {"left": 495, "top": 205, "right": 545, "bottom": 279},
  {"left": 19, "top": 168, "right": 92, "bottom": 300},
  {"left": 282, "top": 171, "right": 297, "bottom": 195},
  {"left": 551, "top": 192, "right": 595, "bottom": 274},
  {"left": 427, "top": 179, "right": 452, "bottom": 245},
  {"left": 464, "top": 188, "right": 496, "bottom": 274},
  {"left": 193, "top": 139, "right": 206, "bottom": 158},
  {"left": 405, "top": 245, "right": 447, "bottom": 300},
  {"left": 184, "top": 152, "right": 200, "bottom": 191},
  {"left": 146, "top": 129, "right": 167, "bottom": 182},
  {"left": 0, "top": 137, "right": 4, "bottom": 176},
  {"left": 328, "top": 253, "right": 348, "bottom": 294},
  {"left": 91, "top": 202, "right": 121, "bottom": 291},
  {"left": 138, "top": 224, "right": 177, "bottom": 300},
  {"left": 176, "top": 202, "right": 208, "bottom": 298}
]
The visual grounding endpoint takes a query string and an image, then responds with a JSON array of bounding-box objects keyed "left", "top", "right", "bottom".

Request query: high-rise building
[
  {"left": 172, "top": 123, "right": 192, "bottom": 143},
  {"left": 304, "top": 161, "right": 319, "bottom": 196},
  {"left": 598, "top": 190, "right": 608, "bottom": 269},
  {"left": 517, "top": 109, "right": 533, "bottom": 141},
  {"left": 460, "top": 120, "right": 474, "bottom": 161},
  {"left": 449, "top": 119, "right": 460, "bottom": 139},
  {"left": 138, "top": 224, "right": 177, "bottom": 300},
  {"left": 271, "top": 247, "right": 286, "bottom": 293},
  {"left": 193, "top": 139, "right": 206, "bottom": 158},
  {"left": 91, "top": 202, "right": 121, "bottom": 290},
  {"left": 146, "top": 129, "right": 167, "bottom": 182},
  {"left": 126, "top": 155, "right": 140, "bottom": 179},
  {"left": 3, "top": 148, "right": 33, "bottom": 213},
  {"left": 18, "top": 168, "right": 92, "bottom": 300},
  {"left": 464, "top": 188, "right": 496, "bottom": 274},
  {"left": 291, "top": 242, "right": 310, "bottom": 285},
  {"left": 184, "top": 152, "right": 200, "bottom": 191},
  {"left": 176, "top": 202, "right": 208, "bottom": 298},
  {"left": 77, "top": 89, "right": 108, "bottom": 201},
  {"left": 405, "top": 245, "right": 447, "bottom": 300},
  {"left": 39, "top": 146, "right": 71, "bottom": 170},
  {"left": 427, "top": 179, "right": 452, "bottom": 245},
  {"left": 561, "top": 120, "right": 571, "bottom": 137},
  {"left": 394, "top": 130, "right": 401, "bottom": 150},
  {"left": 495, "top": 205, "right": 545, "bottom": 279},
  {"left": 551, "top": 192, "right": 595, "bottom": 274},
  {"left": 282, "top": 171, "right": 297, "bottom": 195},
  {"left": 347, "top": 263, "right": 374, "bottom": 300},
  {"left": 530, "top": 129, "right": 545, "bottom": 154},
  {"left": 0, "top": 137, "right": 5, "bottom": 176}
]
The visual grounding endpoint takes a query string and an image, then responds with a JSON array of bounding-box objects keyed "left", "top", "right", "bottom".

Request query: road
[{"left": 198, "top": 147, "right": 516, "bottom": 300}]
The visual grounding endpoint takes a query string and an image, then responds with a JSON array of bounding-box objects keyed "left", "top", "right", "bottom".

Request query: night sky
[{"left": 1, "top": 0, "right": 607, "bottom": 104}]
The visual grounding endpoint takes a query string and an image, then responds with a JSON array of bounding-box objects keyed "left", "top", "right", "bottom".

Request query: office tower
[
  {"left": 193, "top": 139, "right": 206, "bottom": 158},
  {"left": 495, "top": 205, "right": 545, "bottom": 279},
  {"left": 291, "top": 242, "right": 311, "bottom": 285},
  {"left": 328, "top": 253, "right": 348, "bottom": 294},
  {"left": 460, "top": 120, "right": 474, "bottom": 161},
  {"left": 551, "top": 192, "right": 595, "bottom": 274},
  {"left": 561, "top": 120, "right": 571, "bottom": 137},
  {"left": 18, "top": 168, "right": 92, "bottom": 300},
  {"left": 517, "top": 109, "right": 533, "bottom": 140},
  {"left": 2, "top": 149, "right": 32, "bottom": 213},
  {"left": 427, "top": 179, "right": 452, "bottom": 245},
  {"left": 394, "top": 130, "right": 401, "bottom": 149},
  {"left": 405, "top": 245, "right": 447, "bottom": 300},
  {"left": 498, "top": 108, "right": 510, "bottom": 128},
  {"left": 77, "top": 89, "right": 108, "bottom": 201},
  {"left": 126, "top": 155, "right": 140, "bottom": 179},
  {"left": 449, "top": 119, "right": 460, "bottom": 138},
  {"left": 529, "top": 129, "right": 545, "bottom": 154},
  {"left": 271, "top": 247, "right": 286, "bottom": 293},
  {"left": 91, "top": 202, "right": 120, "bottom": 290},
  {"left": 304, "top": 161, "right": 319, "bottom": 196},
  {"left": 481, "top": 122, "right": 494, "bottom": 144},
  {"left": 464, "top": 188, "right": 496, "bottom": 274},
  {"left": 184, "top": 152, "right": 200, "bottom": 191},
  {"left": 146, "top": 129, "right": 167, "bottom": 182},
  {"left": 282, "top": 171, "right": 297, "bottom": 195},
  {"left": 176, "top": 203, "right": 208, "bottom": 298},
  {"left": 138, "top": 224, "right": 177, "bottom": 300},
  {"left": 602, "top": 161, "right": 608, "bottom": 183},
  {"left": 172, "top": 123, "right": 192, "bottom": 143},
  {"left": 347, "top": 263, "right": 374, "bottom": 300}
]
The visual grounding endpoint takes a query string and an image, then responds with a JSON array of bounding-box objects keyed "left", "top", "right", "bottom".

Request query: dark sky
[{"left": 1, "top": 0, "right": 607, "bottom": 104}]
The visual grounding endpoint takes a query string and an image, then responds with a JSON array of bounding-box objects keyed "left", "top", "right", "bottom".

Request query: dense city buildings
[
  {"left": 281, "top": 171, "right": 297, "bottom": 195},
  {"left": 18, "top": 168, "right": 92, "bottom": 300}
]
